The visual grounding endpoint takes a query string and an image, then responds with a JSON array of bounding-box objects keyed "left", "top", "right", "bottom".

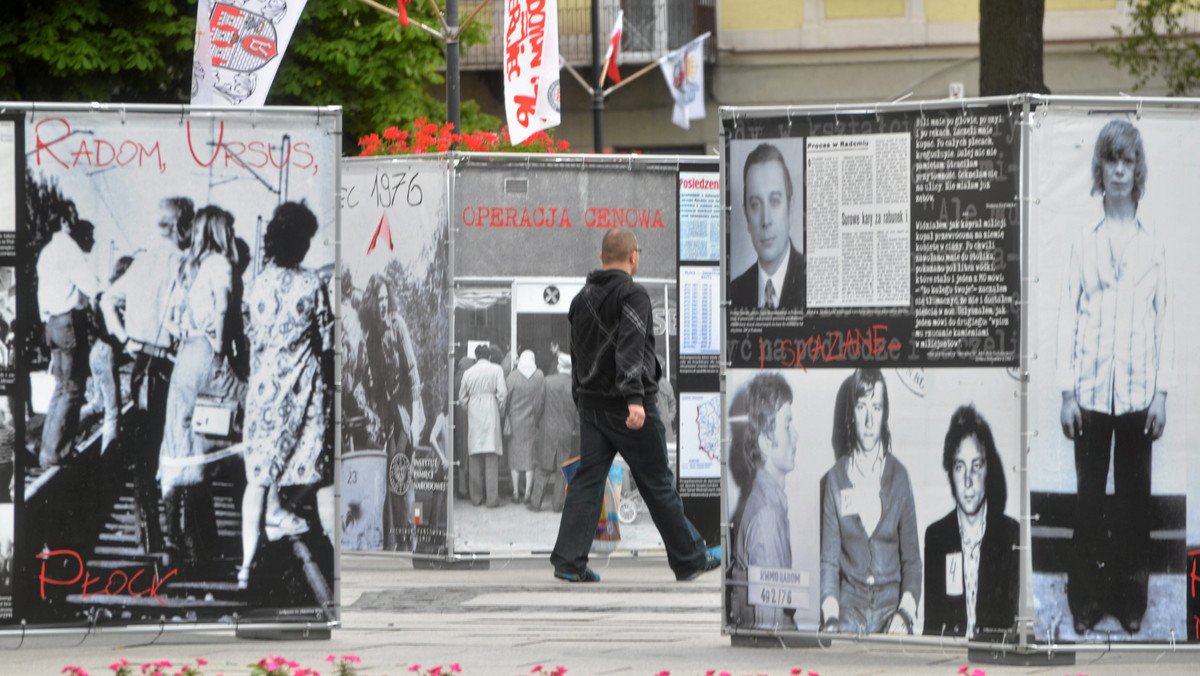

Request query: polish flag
[{"left": 604, "top": 10, "right": 623, "bottom": 84}]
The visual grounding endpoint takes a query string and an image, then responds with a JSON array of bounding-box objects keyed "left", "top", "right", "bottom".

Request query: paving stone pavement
[{"left": 2, "top": 553, "right": 1197, "bottom": 676}]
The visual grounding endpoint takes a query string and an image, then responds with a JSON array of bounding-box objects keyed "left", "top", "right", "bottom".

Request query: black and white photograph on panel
[
  {"left": 1028, "top": 106, "right": 1194, "bottom": 642},
  {"left": 340, "top": 158, "right": 450, "bottom": 556},
  {"left": 727, "top": 138, "right": 806, "bottom": 314},
  {"left": 450, "top": 160, "right": 682, "bottom": 555},
  {"left": 723, "top": 367, "right": 1019, "bottom": 638},
  {"left": 0, "top": 115, "right": 17, "bottom": 257},
  {"left": 14, "top": 108, "right": 338, "bottom": 627},
  {"left": 0, "top": 266, "right": 14, "bottom": 384}
]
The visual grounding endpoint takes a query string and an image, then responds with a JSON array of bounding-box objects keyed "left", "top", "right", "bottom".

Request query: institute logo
[
  {"left": 209, "top": 2, "right": 280, "bottom": 72},
  {"left": 547, "top": 79, "right": 561, "bottom": 113}
]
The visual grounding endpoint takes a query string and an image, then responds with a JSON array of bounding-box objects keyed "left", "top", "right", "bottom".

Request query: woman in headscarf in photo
[
  {"left": 503, "top": 349, "right": 545, "bottom": 504},
  {"left": 237, "top": 201, "right": 333, "bottom": 589},
  {"left": 820, "top": 368, "right": 921, "bottom": 635},
  {"left": 726, "top": 372, "right": 798, "bottom": 630},
  {"left": 158, "top": 205, "right": 241, "bottom": 570}
]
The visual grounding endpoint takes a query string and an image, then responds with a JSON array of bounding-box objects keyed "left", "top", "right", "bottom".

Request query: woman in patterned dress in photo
[{"left": 237, "top": 201, "right": 333, "bottom": 589}]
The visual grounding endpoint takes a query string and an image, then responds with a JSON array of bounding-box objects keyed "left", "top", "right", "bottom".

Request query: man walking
[
  {"left": 459, "top": 344, "right": 507, "bottom": 508},
  {"left": 550, "top": 229, "right": 718, "bottom": 582}
]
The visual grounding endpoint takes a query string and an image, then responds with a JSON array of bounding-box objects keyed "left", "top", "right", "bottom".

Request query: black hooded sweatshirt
[{"left": 568, "top": 268, "right": 661, "bottom": 411}]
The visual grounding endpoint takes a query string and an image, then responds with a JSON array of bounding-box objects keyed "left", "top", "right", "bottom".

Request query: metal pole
[
  {"left": 591, "top": 0, "right": 604, "bottom": 151},
  {"left": 447, "top": 0, "right": 461, "bottom": 136}
]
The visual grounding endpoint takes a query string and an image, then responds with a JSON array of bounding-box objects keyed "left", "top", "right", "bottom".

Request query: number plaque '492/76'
[{"left": 747, "top": 565, "right": 810, "bottom": 610}]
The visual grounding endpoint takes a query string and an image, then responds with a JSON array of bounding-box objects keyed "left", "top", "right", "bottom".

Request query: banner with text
[
  {"left": 9, "top": 105, "right": 339, "bottom": 628},
  {"left": 340, "top": 157, "right": 451, "bottom": 556}
]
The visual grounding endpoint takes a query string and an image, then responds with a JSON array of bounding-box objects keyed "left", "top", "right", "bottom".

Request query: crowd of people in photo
[
  {"left": 455, "top": 343, "right": 577, "bottom": 511},
  {"left": 32, "top": 195, "right": 334, "bottom": 592}
]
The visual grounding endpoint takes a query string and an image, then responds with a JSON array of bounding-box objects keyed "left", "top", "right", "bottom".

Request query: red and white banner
[
  {"left": 503, "top": 0, "right": 561, "bottom": 145},
  {"left": 604, "top": 9, "right": 623, "bottom": 85},
  {"left": 659, "top": 33, "right": 709, "bottom": 130},
  {"left": 192, "top": 0, "right": 308, "bottom": 106}
]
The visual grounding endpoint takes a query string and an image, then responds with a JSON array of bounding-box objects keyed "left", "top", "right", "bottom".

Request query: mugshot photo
[
  {"left": 727, "top": 138, "right": 806, "bottom": 312},
  {"left": 724, "top": 367, "right": 1020, "bottom": 637}
]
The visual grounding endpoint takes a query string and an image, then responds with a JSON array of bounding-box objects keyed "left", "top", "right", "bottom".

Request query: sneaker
[
  {"left": 554, "top": 568, "right": 600, "bottom": 583},
  {"left": 677, "top": 546, "right": 721, "bottom": 581}
]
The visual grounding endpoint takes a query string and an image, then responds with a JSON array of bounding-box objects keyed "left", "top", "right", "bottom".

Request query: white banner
[
  {"left": 503, "top": 0, "right": 562, "bottom": 145},
  {"left": 660, "top": 33, "right": 708, "bottom": 130},
  {"left": 192, "top": 0, "right": 308, "bottom": 106}
]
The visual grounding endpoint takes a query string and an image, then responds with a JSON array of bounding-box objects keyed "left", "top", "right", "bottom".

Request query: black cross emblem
[{"left": 543, "top": 286, "right": 560, "bottom": 305}]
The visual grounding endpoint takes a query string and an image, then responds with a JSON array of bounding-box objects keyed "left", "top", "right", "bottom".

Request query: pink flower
[
  {"left": 429, "top": 667, "right": 443, "bottom": 676},
  {"left": 959, "top": 668, "right": 969, "bottom": 675},
  {"left": 343, "top": 656, "right": 362, "bottom": 664},
  {"left": 409, "top": 666, "right": 421, "bottom": 672},
  {"left": 791, "top": 670, "right": 803, "bottom": 675},
  {"left": 706, "top": 671, "right": 716, "bottom": 676},
  {"left": 450, "top": 665, "right": 462, "bottom": 674},
  {"left": 554, "top": 667, "right": 566, "bottom": 676},
  {"left": 532, "top": 667, "right": 543, "bottom": 674},
  {"left": 972, "top": 670, "right": 986, "bottom": 676},
  {"left": 325, "top": 656, "right": 337, "bottom": 663},
  {"left": 110, "top": 659, "right": 130, "bottom": 672},
  {"left": 195, "top": 659, "right": 207, "bottom": 667}
]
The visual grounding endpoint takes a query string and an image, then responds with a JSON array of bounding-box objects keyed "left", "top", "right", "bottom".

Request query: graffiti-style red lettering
[{"left": 36, "top": 549, "right": 177, "bottom": 604}]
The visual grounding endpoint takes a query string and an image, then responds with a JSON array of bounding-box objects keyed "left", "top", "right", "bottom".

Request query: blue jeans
[
  {"left": 39, "top": 310, "right": 88, "bottom": 468},
  {"left": 550, "top": 400, "right": 705, "bottom": 578}
]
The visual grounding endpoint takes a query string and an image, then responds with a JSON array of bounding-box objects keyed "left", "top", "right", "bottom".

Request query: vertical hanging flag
[
  {"left": 604, "top": 9, "right": 624, "bottom": 84},
  {"left": 504, "top": 0, "right": 562, "bottom": 145},
  {"left": 659, "top": 33, "right": 710, "bottom": 130},
  {"left": 192, "top": 0, "right": 308, "bottom": 106}
]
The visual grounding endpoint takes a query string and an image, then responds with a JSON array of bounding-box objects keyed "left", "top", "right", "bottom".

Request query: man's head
[
  {"left": 743, "top": 143, "right": 795, "bottom": 275},
  {"left": 942, "top": 405, "right": 1006, "bottom": 516},
  {"left": 1091, "top": 120, "right": 1147, "bottom": 207},
  {"left": 474, "top": 344, "right": 490, "bottom": 361},
  {"left": 600, "top": 229, "right": 640, "bottom": 275},
  {"left": 159, "top": 197, "right": 195, "bottom": 251},
  {"left": 729, "top": 372, "right": 795, "bottom": 490},
  {"left": 69, "top": 219, "right": 95, "bottom": 254}
]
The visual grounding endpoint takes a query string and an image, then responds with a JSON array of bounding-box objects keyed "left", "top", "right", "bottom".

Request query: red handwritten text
[
  {"left": 750, "top": 325, "right": 902, "bottom": 369},
  {"left": 34, "top": 118, "right": 165, "bottom": 173},
  {"left": 186, "top": 121, "right": 316, "bottom": 175},
  {"left": 37, "top": 549, "right": 177, "bottom": 605}
]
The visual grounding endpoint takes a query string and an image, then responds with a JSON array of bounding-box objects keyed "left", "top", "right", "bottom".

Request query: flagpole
[
  {"left": 602, "top": 57, "right": 667, "bottom": 97},
  {"left": 447, "top": 0, "right": 461, "bottom": 137},
  {"left": 591, "top": 0, "right": 604, "bottom": 151},
  {"left": 352, "top": 0, "right": 443, "bottom": 40}
]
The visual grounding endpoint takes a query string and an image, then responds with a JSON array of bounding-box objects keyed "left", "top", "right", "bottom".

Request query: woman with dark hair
[
  {"left": 158, "top": 205, "right": 241, "bottom": 570},
  {"left": 726, "top": 372, "right": 798, "bottom": 630},
  {"left": 355, "top": 272, "right": 423, "bottom": 551},
  {"left": 820, "top": 368, "right": 921, "bottom": 634},
  {"left": 237, "top": 201, "right": 333, "bottom": 588}
]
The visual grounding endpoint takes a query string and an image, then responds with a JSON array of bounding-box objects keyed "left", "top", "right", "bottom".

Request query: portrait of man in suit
[
  {"left": 923, "top": 405, "right": 1019, "bottom": 638},
  {"left": 729, "top": 142, "right": 805, "bottom": 310}
]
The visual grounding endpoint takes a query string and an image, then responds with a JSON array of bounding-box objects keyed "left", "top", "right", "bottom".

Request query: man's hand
[
  {"left": 1145, "top": 391, "right": 1167, "bottom": 440},
  {"left": 626, "top": 403, "right": 645, "bottom": 430},
  {"left": 1061, "top": 390, "right": 1082, "bottom": 440}
]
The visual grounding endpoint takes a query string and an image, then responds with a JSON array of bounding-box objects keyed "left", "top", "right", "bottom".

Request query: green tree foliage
[
  {"left": 0, "top": 0, "right": 498, "bottom": 151},
  {"left": 1096, "top": 0, "right": 1200, "bottom": 95}
]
